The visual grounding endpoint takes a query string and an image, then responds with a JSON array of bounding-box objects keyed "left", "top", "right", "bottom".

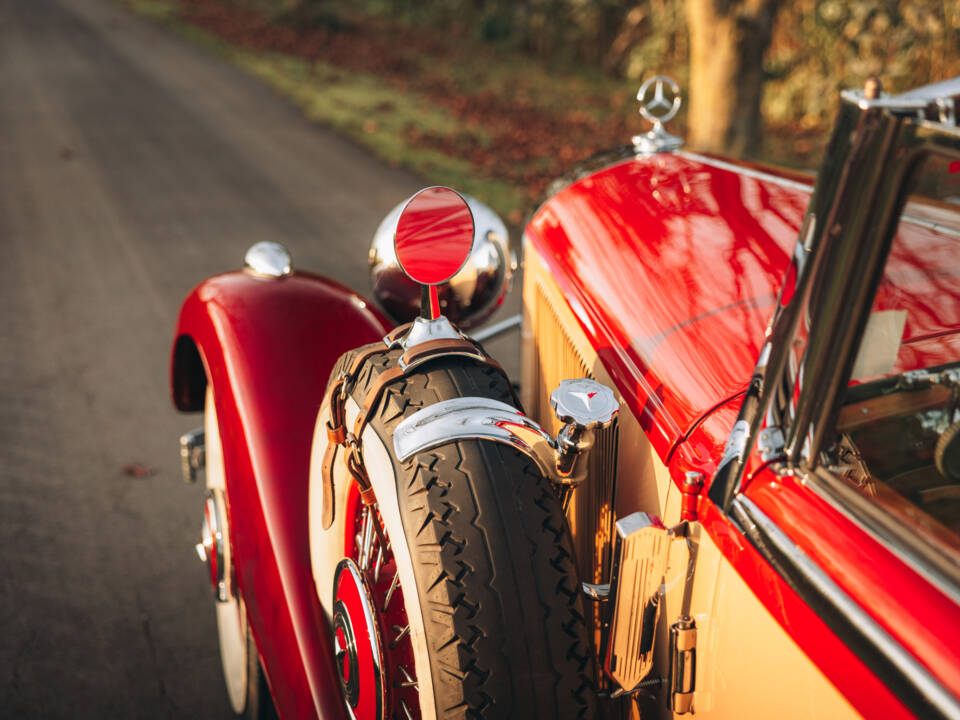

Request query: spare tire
[{"left": 313, "top": 343, "right": 599, "bottom": 720}]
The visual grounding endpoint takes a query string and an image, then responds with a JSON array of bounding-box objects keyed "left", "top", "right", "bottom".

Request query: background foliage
[
  {"left": 395, "top": 4, "right": 953, "bottom": 114},
  {"left": 138, "top": 0, "right": 959, "bottom": 218},
  {"left": 281, "top": 0, "right": 959, "bottom": 156}
]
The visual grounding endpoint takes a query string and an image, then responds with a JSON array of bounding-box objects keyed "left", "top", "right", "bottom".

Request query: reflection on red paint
[
  {"left": 866, "top": 194, "right": 960, "bottom": 379},
  {"left": 173, "top": 271, "right": 390, "bottom": 719},
  {"left": 780, "top": 256, "right": 798, "bottom": 307},
  {"left": 395, "top": 187, "right": 474, "bottom": 285},
  {"left": 744, "top": 470, "right": 960, "bottom": 705},
  {"left": 527, "top": 154, "right": 810, "bottom": 459}
]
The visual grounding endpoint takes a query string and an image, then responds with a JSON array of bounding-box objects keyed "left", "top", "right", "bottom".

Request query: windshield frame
[{"left": 710, "top": 92, "right": 960, "bottom": 511}]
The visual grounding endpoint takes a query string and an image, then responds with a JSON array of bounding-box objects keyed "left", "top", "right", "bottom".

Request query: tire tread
[{"left": 331, "top": 344, "right": 598, "bottom": 719}]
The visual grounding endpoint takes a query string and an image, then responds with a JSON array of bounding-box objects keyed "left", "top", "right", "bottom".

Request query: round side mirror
[
  {"left": 394, "top": 187, "right": 474, "bottom": 286},
  {"left": 370, "top": 191, "right": 515, "bottom": 328}
]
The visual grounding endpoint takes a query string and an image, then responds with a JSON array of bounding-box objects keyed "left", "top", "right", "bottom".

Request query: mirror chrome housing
[{"left": 369, "top": 194, "right": 516, "bottom": 329}]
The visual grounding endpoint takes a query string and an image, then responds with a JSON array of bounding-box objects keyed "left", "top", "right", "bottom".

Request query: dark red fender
[{"left": 171, "top": 270, "right": 390, "bottom": 719}]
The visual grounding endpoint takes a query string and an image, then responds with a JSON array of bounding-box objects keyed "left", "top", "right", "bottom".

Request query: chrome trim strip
[
  {"left": 892, "top": 77, "right": 960, "bottom": 106},
  {"left": 471, "top": 313, "right": 522, "bottom": 343},
  {"left": 803, "top": 468, "right": 960, "bottom": 607},
  {"left": 675, "top": 151, "right": 813, "bottom": 193},
  {"left": 734, "top": 495, "right": 960, "bottom": 720},
  {"left": 899, "top": 211, "right": 960, "bottom": 239},
  {"left": 841, "top": 89, "right": 931, "bottom": 112}
]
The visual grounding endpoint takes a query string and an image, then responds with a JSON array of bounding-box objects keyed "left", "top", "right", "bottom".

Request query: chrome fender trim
[{"left": 393, "top": 397, "right": 557, "bottom": 478}]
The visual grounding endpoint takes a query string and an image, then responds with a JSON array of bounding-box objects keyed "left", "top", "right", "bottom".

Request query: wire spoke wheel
[
  {"left": 313, "top": 344, "right": 599, "bottom": 720},
  {"left": 333, "top": 481, "right": 420, "bottom": 720}
]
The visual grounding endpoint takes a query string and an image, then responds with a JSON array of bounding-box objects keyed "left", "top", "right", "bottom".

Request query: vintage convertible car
[{"left": 171, "top": 75, "right": 960, "bottom": 720}]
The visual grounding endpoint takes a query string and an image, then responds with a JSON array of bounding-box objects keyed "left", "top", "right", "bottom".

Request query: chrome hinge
[
  {"left": 669, "top": 616, "right": 696, "bottom": 714},
  {"left": 937, "top": 97, "right": 956, "bottom": 126},
  {"left": 179, "top": 428, "right": 205, "bottom": 484},
  {"left": 757, "top": 426, "right": 785, "bottom": 462}
]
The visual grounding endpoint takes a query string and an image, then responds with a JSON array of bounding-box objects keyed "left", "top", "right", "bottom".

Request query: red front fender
[{"left": 170, "top": 269, "right": 390, "bottom": 719}]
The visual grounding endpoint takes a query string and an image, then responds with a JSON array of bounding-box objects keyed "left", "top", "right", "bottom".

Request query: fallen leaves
[{"left": 122, "top": 463, "right": 156, "bottom": 478}]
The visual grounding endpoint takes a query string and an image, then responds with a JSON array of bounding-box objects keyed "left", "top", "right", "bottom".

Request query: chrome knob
[
  {"left": 244, "top": 241, "right": 292, "bottom": 278},
  {"left": 550, "top": 378, "right": 619, "bottom": 429}
]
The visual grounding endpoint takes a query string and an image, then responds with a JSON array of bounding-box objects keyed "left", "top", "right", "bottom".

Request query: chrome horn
[{"left": 369, "top": 194, "right": 516, "bottom": 329}]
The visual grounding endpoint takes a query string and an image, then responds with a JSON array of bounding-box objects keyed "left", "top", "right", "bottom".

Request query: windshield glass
[
  {"left": 850, "top": 153, "right": 960, "bottom": 382},
  {"left": 833, "top": 152, "right": 960, "bottom": 549}
]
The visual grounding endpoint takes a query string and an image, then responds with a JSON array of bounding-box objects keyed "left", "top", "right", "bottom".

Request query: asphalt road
[{"left": 0, "top": 1, "right": 519, "bottom": 716}]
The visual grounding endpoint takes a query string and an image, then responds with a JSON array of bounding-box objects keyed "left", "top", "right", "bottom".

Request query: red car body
[
  {"left": 525, "top": 149, "right": 960, "bottom": 719},
  {"left": 172, "top": 272, "right": 389, "bottom": 717},
  {"left": 171, "top": 80, "right": 960, "bottom": 719}
]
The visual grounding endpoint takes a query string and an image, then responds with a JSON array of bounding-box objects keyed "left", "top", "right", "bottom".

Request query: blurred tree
[
  {"left": 604, "top": 6, "right": 649, "bottom": 74},
  {"left": 260, "top": 0, "right": 958, "bottom": 162},
  {"left": 686, "top": 0, "right": 782, "bottom": 156}
]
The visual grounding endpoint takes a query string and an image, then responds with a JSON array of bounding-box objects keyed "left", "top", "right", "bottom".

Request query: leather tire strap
[
  {"left": 401, "top": 337, "right": 522, "bottom": 408},
  {"left": 325, "top": 331, "right": 523, "bottom": 521},
  {"left": 349, "top": 365, "right": 406, "bottom": 466},
  {"left": 383, "top": 322, "right": 413, "bottom": 346},
  {"left": 351, "top": 338, "right": 522, "bottom": 454},
  {"left": 399, "top": 338, "right": 485, "bottom": 368},
  {"left": 320, "top": 341, "right": 394, "bottom": 529}
]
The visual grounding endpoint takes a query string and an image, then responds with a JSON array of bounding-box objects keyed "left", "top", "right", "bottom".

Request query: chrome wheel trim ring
[
  {"left": 205, "top": 385, "right": 249, "bottom": 715},
  {"left": 216, "top": 594, "right": 249, "bottom": 714},
  {"left": 358, "top": 426, "right": 434, "bottom": 719},
  {"left": 332, "top": 558, "right": 386, "bottom": 720}
]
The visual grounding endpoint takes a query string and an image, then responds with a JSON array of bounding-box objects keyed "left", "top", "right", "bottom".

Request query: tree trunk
[{"left": 685, "top": 0, "right": 781, "bottom": 157}]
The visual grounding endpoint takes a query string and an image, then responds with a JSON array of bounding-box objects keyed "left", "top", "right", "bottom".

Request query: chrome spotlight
[{"left": 369, "top": 194, "right": 516, "bottom": 329}]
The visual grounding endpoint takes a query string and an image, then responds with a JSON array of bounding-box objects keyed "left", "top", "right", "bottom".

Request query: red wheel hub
[
  {"left": 332, "top": 483, "right": 421, "bottom": 720},
  {"left": 333, "top": 559, "right": 385, "bottom": 720}
]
